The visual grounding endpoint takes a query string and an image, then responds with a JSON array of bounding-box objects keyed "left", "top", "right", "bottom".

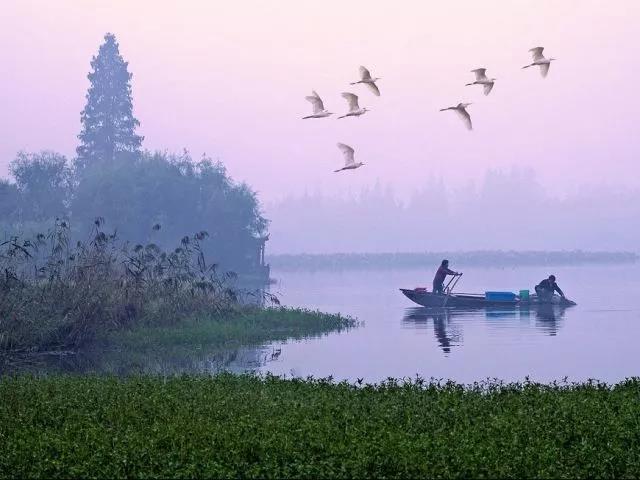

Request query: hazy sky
[{"left": 1, "top": 0, "right": 639, "bottom": 202}]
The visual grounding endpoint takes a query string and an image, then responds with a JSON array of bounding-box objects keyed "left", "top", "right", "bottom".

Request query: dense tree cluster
[{"left": 0, "top": 33, "right": 268, "bottom": 274}]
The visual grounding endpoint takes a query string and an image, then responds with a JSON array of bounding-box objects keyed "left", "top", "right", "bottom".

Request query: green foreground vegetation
[{"left": 2, "top": 375, "right": 640, "bottom": 478}]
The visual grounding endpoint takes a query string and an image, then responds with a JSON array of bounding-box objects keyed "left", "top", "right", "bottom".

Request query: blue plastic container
[{"left": 485, "top": 291, "right": 517, "bottom": 302}]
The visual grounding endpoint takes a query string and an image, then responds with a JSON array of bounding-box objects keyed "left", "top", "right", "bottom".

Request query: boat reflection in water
[
  {"left": 527, "top": 304, "right": 567, "bottom": 336},
  {"left": 402, "top": 303, "right": 571, "bottom": 355}
]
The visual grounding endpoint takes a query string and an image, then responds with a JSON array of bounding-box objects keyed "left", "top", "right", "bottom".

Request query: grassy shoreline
[
  {"left": 104, "top": 307, "right": 356, "bottom": 350},
  {"left": 2, "top": 374, "right": 640, "bottom": 478},
  {"left": 1, "top": 308, "right": 357, "bottom": 375}
]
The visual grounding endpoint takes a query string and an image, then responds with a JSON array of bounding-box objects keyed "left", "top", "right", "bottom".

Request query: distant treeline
[
  {"left": 268, "top": 251, "right": 639, "bottom": 271},
  {"left": 265, "top": 173, "right": 640, "bottom": 254}
]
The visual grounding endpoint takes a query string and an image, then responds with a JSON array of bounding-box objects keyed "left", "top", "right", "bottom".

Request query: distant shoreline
[{"left": 268, "top": 251, "right": 639, "bottom": 271}]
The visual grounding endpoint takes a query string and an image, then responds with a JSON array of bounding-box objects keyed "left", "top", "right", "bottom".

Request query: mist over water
[{"left": 266, "top": 168, "right": 640, "bottom": 254}]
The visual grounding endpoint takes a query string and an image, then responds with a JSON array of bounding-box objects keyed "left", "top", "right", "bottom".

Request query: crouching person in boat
[
  {"left": 535, "top": 275, "right": 565, "bottom": 301},
  {"left": 433, "top": 259, "right": 461, "bottom": 295}
]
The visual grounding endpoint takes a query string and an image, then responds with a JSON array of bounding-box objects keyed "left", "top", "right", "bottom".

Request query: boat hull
[{"left": 400, "top": 288, "right": 576, "bottom": 308}]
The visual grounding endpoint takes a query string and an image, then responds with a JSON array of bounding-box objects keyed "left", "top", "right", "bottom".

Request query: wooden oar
[{"left": 443, "top": 273, "right": 463, "bottom": 307}]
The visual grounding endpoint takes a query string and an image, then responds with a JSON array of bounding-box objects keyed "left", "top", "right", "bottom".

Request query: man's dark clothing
[
  {"left": 433, "top": 265, "right": 456, "bottom": 294},
  {"left": 535, "top": 278, "right": 564, "bottom": 297}
]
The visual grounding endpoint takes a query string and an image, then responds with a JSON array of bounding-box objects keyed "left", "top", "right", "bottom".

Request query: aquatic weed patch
[
  {"left": 1, "top": 308, "right": 356, "bottom": 375},
  {"left": 2, "top": 376, "right": 640, "bottom": 478},
  {"left": 107, "top": 307, "right": 357, "bottom": 350},
  {"left": 78, "top": 308, "right": 357, "bottom": 375}
]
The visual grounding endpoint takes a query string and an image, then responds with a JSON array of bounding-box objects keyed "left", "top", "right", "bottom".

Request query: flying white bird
[
  {"left": 335, "top": 143, "right": 364, "bottom": 172},
  {"left": 302, "top": 91, "right": 333, "bottom": 119},
  {"left": 439, "top": 103, "right": 473, "bottom": 130},
  {"left": 338, "top": 93, "right": 370, "bottom": 119},
  {"left": 522, "top": 47, "right": 556, "bottom": 78},
  {"left": 350, "top": 66, "right": 381, "bottom": 96},
  {"left": 465, "top": 68, "right": 496, "bottom": 96}
]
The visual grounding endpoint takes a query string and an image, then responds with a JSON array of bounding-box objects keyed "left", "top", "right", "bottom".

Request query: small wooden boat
[{"left": 400, "top": 288, "right": 577, "bottom": 308}]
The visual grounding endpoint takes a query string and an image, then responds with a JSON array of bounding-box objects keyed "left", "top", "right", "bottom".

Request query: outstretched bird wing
[
  {"left": 359, "top": 66, "right": 372, "bottom": 80},
  {"left": 455, "top": 108, "right": 473, "bottom": 131},
  {"left": 305, "top": 91, "right": 325, "bottom": 113},
  {"left": 539, "top": 63, "right": 550, "bottom": 78},
  {"left": 337, "top": 143, "right": 355, "bottom": 166},
  {"left": 529, "top": 47, "right": 545, "bottom": 61},
  {"left": 471, "top": 68, "right": 487, "bottom": 80},
  {"left": 341, "top": 92, "right": 360, "bottom": 111},
  {"left": 365, "top": 82, "right": 380, "bottom": 96},
  {"left": 483, "top": 82, "right": 494, "bottom": 96}
]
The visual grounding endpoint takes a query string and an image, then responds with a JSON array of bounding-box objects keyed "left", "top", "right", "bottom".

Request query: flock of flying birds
[{"left": 303, "top": 47, "right": 556, "bottom": 173}]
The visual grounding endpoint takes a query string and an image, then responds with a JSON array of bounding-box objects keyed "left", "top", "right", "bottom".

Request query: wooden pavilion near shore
[{"left": 245, "top": 234, "right": 270, "bottom": 283}]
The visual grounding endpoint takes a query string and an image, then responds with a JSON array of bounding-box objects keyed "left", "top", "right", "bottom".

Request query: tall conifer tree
[{"left": 76, "top": 33, "right": 143, "bottom": 168}]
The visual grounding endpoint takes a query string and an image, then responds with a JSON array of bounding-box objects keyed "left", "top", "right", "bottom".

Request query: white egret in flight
[
  {"left": 465, "top": 68, "right": 496, "bottom": 96},
  {"left": 350, "top": 66, "right": 381, "bottom": 96},
  {"left": 335, "top": 143, "right": 365, "bottom": 172},
  {"left": 338, "top": 93, "right": 370, "bottom": 119},
  {"left": 439, "top": 103, "right": 473, "bottom": 131},
  {"left": 522, "top": 47, "right": 556, "bottom": 78},
  {"left": 302, "top": 91, "right": 333, "bottom": 119}
]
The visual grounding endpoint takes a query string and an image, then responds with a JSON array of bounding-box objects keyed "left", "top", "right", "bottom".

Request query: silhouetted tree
[
  {"left": 76, "top": 33, "right": 143, "bottom": 170},
  {"left": 9, "top": 151, "right": 71, "bottom": 221}
]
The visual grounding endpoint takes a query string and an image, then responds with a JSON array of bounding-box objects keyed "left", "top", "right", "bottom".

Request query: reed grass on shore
[{"left": 1, "top": 219, "right": 270, "bottom": 352}]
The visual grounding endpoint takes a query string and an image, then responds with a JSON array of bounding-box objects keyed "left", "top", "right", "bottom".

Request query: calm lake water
[
  {"left": 261, "top": 264, "right": 640, "bottom": 384},
  {"left": 6, "top": 264, "right": 639, "bottom": 383}
]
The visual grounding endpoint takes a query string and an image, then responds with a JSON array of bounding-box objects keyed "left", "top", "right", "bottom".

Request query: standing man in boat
[
  {"left": 433, "top": 259, "right": 461, "bottom": 295},
  {"left": 535, "top": 275, "right": 565, "bottom": 300}
]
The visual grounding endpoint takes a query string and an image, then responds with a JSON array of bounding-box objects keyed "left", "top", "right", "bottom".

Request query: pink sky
[{"left": 1, "top": 0, "right": 639, "bottom": 202}]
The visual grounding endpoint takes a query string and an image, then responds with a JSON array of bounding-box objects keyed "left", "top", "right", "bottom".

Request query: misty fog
[{"left": 266, "top": 167, "right": 640, "bottom": 254}]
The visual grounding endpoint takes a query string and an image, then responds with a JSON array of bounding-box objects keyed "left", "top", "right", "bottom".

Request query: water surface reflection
[{"left": 402, "top": 305, "right": 569, "bottom": 354}]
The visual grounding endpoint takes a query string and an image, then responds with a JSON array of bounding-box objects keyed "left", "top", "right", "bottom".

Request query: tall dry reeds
[{"left": 0, "top": 218, "right": 269, "bottom": 352}]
